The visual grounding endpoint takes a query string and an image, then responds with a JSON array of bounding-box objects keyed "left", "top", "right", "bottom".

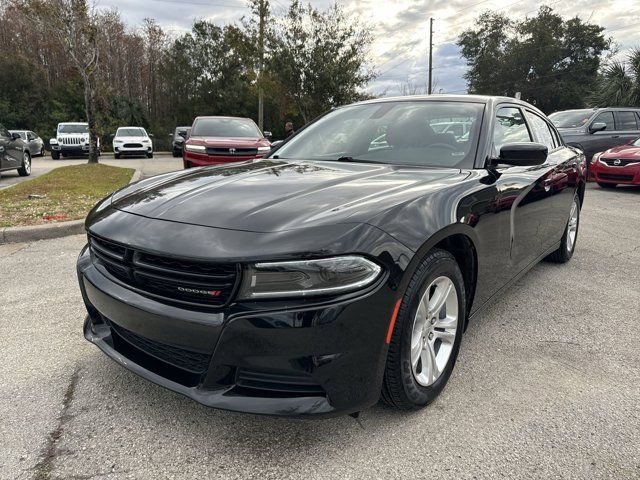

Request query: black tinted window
[
  {"left": 493, "top": 107, "right": 531, "bottom": 153},
  {"left": 0, "top": 124, "right": 9, "bottom": 138},
  {"left": 617, "top": 111, "right": 638, "bottom": 130},
  {"left": 593, "top": 112, "right": 615, "bottom": 131},
  {"left": 273, "top": 101, "right": 485, "bottom": 168}
]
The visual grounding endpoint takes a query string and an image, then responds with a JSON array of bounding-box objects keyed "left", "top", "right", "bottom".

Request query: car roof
[
  {"left": 58, "top": 122, "right": 88, "bottom": 126},
  {"left": 193, "top": 116, "right": 253, "bottom": 121},
  {"left": 117, "top": 126, "right": 146, "bottom": 129},
  {"left": 349, "top": 94, "right": 547, "bottom": 116}
]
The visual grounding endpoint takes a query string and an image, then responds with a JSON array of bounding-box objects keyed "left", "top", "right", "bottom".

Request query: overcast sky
[{"left": 99, "top": 0, "right": 640, "bottom": 96}]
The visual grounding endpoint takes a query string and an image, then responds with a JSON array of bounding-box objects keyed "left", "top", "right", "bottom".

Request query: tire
[
  {"left": 51, "top": 151, "right": 60, "bottom": 160},
  {"left": 172, "top": 149, "right": 180, "bottom": 158},
  {"left": 146, "top": 151, "right": 153, "bottom": 159},
  {"left": 39, "top": 146, "right": 45, "bottom": 157},
  {"left": 114, "top": 153, "right": 121, "bottom": 159},
  {"left": 381, "top": 249, "right": 465, "bottom": 410},
  {"left": 597, "top": 182, "right": 617, "bottom": 189},
  {"left": 17, "top": 152, "right": 31, "bottom": 177},
  {"left": 546, "top": 195, "right": 580, "bottom": 263}
]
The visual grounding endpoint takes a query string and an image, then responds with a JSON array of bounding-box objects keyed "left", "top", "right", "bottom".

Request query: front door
[
  {"left": 0, "top": 124, "right": 11, "bottom": 169},
  {"left": 490, "top": 106, "right": 558, "bottom": 273}
]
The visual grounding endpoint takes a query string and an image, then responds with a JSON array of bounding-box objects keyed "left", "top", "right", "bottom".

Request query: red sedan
[
  {"left": 183, "top": 116, "right": 271, "bottom": 168},
  {"left": 591, "top": 137, "right": 640, "bottom": 188}
]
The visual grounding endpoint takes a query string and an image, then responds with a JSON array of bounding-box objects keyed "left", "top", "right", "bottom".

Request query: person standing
[{"left": 284, "top": 121, "right": 294, "bottom": 138}]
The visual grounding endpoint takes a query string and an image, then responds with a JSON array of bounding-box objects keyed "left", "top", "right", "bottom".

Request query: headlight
[
  {"left": 113, "top": 139, "right": 123, "bottom": 144},
  {"left": 185, "top": 144, "right": 206, "bottom": 153},
  {"left": 237, "top": 256, "right": 382, "bottom": 300},
  {"left": 50, "top": 139, "right": 58, "bottom": 145},
  {"left": 257, "top": 146, "right": 271, "bottom": 153},
  {"left": 142, "top": 139, "right": 151, "bottom": 143},
  {"left": 591, "top": 152, "right": 602, "bottom": 164}
]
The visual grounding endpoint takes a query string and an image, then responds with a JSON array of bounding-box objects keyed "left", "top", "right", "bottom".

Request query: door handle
[{"left": 612, "top": 135, "right": 620, "bottom": 138}]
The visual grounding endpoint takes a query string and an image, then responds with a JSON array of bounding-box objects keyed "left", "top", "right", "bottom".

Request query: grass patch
[{"left": 0, "top": 163, "right": 134, "bottom": 228}]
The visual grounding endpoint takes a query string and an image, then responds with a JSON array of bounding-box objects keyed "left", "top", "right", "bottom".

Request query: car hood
[
  {"left": 114, "top": 136, "right": 150, "bottom": 143},
  {"left": 109, "top": 159, "right": 464, "bottom": 233},
  {"left": 601, "top": 145, "right": 640, "bottom": 158}
]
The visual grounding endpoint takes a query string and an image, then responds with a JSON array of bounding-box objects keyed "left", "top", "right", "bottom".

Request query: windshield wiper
[{"left": 336, "top": 156, "right": 387, "bottom": 165}]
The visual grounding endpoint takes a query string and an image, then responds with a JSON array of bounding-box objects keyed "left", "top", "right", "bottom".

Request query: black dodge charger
[{"left": 77, "top": 95, "right": 586, "bottom": 417}]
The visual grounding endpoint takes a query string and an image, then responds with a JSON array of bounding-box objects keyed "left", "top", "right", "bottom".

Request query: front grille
[
  {"left": 235, "top": 368, "right": 325, "bottom": 397},
  {"left": 599, "top": 173, "right": 634, "bottom": 181},
  {"left": 88, "top": 234, "right": 240, "bottom": 309},
  {"left": 123, "top": 143, "right": 143, "bottom": 148},
  {"left": 61, "top": 136, "right": 83, "bottom": 145},
  {"left": 601, "top": 158, "right": 639, "bottom": 167},
  {"left": 206, "top": 147, "right": 258, "bottom": 156}
]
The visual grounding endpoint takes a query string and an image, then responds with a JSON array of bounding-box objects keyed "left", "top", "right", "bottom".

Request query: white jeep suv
[
  {"left": 49, "top": 122, "right": 98, "bottom": 160},
  {"left": 112, "top": 127, "right": 153, "bottom": 159}
]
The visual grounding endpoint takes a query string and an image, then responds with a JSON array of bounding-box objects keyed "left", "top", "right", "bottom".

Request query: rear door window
[{"left": 616, "top": 111, "right": 639, "bottom": 131}]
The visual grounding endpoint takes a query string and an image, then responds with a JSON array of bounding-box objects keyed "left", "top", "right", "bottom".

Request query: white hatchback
[{"left": 112, "top": 127, "right": 153, "bottom": 159}]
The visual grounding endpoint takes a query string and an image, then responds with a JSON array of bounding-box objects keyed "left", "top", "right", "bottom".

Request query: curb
[{"left": 0, "top": 168, "right": 142, "bottom": 245}]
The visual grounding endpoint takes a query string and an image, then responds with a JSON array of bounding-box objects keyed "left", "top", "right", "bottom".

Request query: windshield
[
  {"left": 548, "top": 110, "right": 593, "bottom": 128},
  {"left": 10, "top": 131, "right": 26, "bottom": 140},
  {"left": 58, "top": 124, "right": 88, "bottom": 134},
  {"left": 271, "top": 101, "right": 485, "bottom": 168},
  {"left": 116, "top": 127, "right": 146, "bottom": 137},
  {"left": 191, "top": 118, "right": 261, "bottom": 138}
]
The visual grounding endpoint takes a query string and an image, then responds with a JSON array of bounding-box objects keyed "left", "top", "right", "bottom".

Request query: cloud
[{"left": 99, "top": 0, "right": 640, "bottom": 96}]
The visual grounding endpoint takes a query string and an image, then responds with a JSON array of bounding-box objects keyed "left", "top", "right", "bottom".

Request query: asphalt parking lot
[
  {"left": 0, "top": 153, "right": 182, "bottom": 189},
  {"left": 0, "top": 183, "right": 639, "bottom": 479}
]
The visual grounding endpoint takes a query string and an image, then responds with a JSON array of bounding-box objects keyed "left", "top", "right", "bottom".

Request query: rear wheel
[
  {"left": 382, "top": 249, "right": 465, "bottom": 410},
  {"left": 597, "top": 182, "right": 617, "bottom": 189},
  {"left": 17, "top": 152, "right": 31, "bottom": 176},
  {"left": 546, "top": 195, "right": 580, "bottom": 263}
]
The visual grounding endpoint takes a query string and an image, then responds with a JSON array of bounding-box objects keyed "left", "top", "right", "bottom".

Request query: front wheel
[
  {"left": 51, "top": 151, "right": 60, "bottom": 160},
  {"left": 382, "top": 249, "right": 465, "bottom": 410},
  {"left": 146, "top": 151, "right": 153, "bottom": 159},
  {"left": 17, "top": 152, "right": 31, "bottom": 176},
  {"left": 546, "top": 195, "right": 580, "bottom": 263}
]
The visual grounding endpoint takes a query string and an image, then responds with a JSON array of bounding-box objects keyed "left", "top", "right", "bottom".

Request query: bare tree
[{"left": 20, "top": 0, "right": 101, "bottom": 163}]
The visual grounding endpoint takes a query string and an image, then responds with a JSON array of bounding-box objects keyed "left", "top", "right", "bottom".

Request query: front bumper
[
  {"left": 592, "top": 160, "right": 640, "bottom": 185},
  {"left": 114, "top": 145, "right": 152, "bottom": 155},
  {"left": 51, "top": 144, "right": 90, "bottom": 155},
  {"left": 77, "top": 243, "right": 398, "bottom": 418}
]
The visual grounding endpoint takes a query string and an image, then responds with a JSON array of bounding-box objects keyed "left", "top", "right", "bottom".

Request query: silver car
[{"left": 9, "top": 130, "right": 45, "bottom": 157}]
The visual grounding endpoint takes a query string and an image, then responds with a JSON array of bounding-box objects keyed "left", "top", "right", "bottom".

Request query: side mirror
[
  {"left": 263, "top": 130, "right": 272, "bottom": 139},
  {"left": 11, "top": 132, "right": 22, "bottom": 141},
  {"left": 590, "top": 122, "right": 607, "bottom": 133},
  {"left": 148, "top": 133, "right": 154, "bottom": 138},
  {"left": 110, "top": 133, "right": 115, "bottom": 138},
  {"left": 495, "top": 142, "right": 548, "bottom": 167}
]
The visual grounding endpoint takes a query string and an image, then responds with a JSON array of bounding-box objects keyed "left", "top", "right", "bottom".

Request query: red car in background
[
  {"left": 183, "top": 116, "right": 271, "bottom": 168},
  {"left": 591, "top": 137, "right": 640, "bottom": 188}
]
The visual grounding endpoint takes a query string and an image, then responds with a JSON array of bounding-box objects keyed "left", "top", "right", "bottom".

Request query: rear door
[{"left": 613, "top": 110, "right": 640, "bottom": 145}]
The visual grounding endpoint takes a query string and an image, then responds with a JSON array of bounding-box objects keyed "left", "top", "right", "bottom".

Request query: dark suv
[
  {"left": 549, "top": 108, "right": 640, "bottom": 162},
  {"left": 171, "top": 126, "right": 191, "bottom": 157},
  {"left": 0, "top": 123, "right": 31, "bottom": 178}
]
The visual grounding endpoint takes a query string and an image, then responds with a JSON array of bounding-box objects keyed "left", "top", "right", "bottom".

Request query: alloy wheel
[
  {"left": 566, "top": 199, "right": 579, "bottom": 253},
  {"left": 23, "top": 153, "right": 31, "bottom": 174},
  {"left": 410, "top": 276, "right": 459, "bottom": 387}
]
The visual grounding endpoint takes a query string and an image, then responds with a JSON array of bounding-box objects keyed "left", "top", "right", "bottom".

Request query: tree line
[
  {"left": 0, "top": 0, "right": 374, "bottom": 159},
  {"left": 0, "top": 1, "right": 636, "bottom": 162}
]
